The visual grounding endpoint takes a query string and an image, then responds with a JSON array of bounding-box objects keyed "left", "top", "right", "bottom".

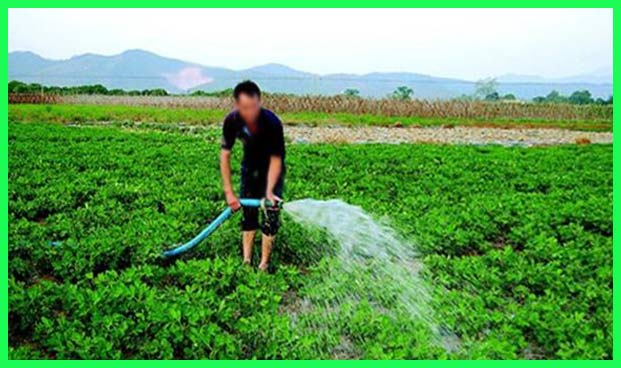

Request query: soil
[{"left": 286, "top": 125, "right": 612, "bottom": 146}]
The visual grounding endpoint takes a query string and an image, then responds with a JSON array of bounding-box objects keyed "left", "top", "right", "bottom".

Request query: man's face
[{"left": 235, "top": 93, "right": 261, "bottom": 124}]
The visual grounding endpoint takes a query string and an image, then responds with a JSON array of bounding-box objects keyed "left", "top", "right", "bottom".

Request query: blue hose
[
  {"left": 239, "top": 198, "right": 263, "bottom": 207},
  {"left": 162, "top": 198, "right": 280, "bottom": 258},
  {"left": 162, "top": 207, "right": 233, "bottom": 258}
]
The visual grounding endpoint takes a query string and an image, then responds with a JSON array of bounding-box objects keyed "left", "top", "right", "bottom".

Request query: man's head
[{"left": 234, "top": 80, "right": 262, "bottom": 124}]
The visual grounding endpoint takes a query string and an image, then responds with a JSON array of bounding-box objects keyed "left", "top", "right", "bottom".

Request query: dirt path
[
  {"left": 70, "top": 120, "right": 612, "bottom": 146},
  {"left": 285, "top": 126, "right": 612, "bottom": 146}
]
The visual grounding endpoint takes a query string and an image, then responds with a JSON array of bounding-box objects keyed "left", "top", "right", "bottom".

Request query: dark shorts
[{"left": 240, "top": 167, "right": 284, "bottom": 235}]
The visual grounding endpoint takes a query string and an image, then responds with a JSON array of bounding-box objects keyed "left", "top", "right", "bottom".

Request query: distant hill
[
  {"left": 8, "top": 49, "right": 613, "bottom": 99},
  {"left": 241, "top": 63, "right": 313, "bottom": 78},
  {"left": 8, "top": 49, "right": 238, "bottom": 93},
  {"left": 496, "top": 73, "right": 548, "bottom": 84},
  {"left": 8, "top": 51, "right": 59, "bottom": 76},
  {"left": 496, "top": 66, "right": 612, "bottom": 85},
  {"left": 553, "top": 66, "right": 612, "bottom": 85}
]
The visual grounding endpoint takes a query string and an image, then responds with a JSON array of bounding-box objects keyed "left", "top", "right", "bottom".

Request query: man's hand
[
  {"left": 265, "top": 191, "right": 282, "bottom": 209},
  {"left": 225, "top": 191, "right": 241, "bottom": 211}
]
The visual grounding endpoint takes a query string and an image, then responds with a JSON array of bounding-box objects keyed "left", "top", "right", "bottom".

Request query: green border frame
[{"left": 2, "top": 3, "right": 618, "bottom": 364}]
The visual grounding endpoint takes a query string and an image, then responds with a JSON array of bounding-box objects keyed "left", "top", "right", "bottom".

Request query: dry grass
[
  {"left": 9, "top": 93, "right": 612, "bottom": 122},
  {"left": 9, "top": 93, "right": 62, "bottom": 104}
]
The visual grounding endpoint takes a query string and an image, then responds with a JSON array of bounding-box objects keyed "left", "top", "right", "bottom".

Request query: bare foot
[
  {"left": 243, "top": 259, "right": 252, "bottom": 266},
  {"left": 258, "top": 263, "right": 268, "bottom": 272}
]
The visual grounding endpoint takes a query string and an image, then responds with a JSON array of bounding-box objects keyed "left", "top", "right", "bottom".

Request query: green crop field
[
  {"left": 8, "top": 121, "right": 612, "bottom": 359},
  {"left": 8, "top": 104, "right": 613, "bottom": 131}
]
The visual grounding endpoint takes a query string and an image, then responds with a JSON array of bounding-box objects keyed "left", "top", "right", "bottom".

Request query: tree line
[
  {"left": 9, "top": 80, "right": 613, "bottom": 105},
  {"left": 472, "top": 77, "right": 612, "bottom": 105},
  {"left": 9, "top": 80, "right": 170, "bottom": 96},
  {"left": 344, "top": 78, "right": 612, "bottom": 104},
  {"left": 8, "top": 81, "right": 279, "bottom": 98}
]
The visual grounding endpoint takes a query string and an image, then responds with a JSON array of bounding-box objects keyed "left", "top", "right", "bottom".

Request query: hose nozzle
[{"left": 260, "top": 197, "right": 284, "bottom": 210}]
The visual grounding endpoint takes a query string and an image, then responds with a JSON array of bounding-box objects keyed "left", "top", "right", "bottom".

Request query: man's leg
[
  {"left": 258, "top": 233, "right": 275, "bottom": 271},
  {"left": 240, "top": 168, "right": 260, "bottom": 265},
  {"left": 258, "top": 179, "right": 282, "bottom": 271},
  {"left": 242, "top": 230, "right": 256, "bottom": 265}
]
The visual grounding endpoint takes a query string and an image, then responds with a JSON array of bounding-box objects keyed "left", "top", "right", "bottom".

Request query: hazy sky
[{"left": 8, "top": 8, "right": 612, "bottom": 80}]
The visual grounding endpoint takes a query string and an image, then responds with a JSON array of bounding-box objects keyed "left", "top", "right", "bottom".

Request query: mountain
[
  {"left": 8, "top": 51, "right": 59, "bottom": 76},
  {"left": 241, "top": 63, "right": 314, "bottom": 78},
  {"left": 496, "top": 66, "right": 612, "bottom": 85},
  {"left": 8, "top": 49, "right": 237, "bottom": 92},
  {"left": 496, "top": 73, "right": 548, "bottom": 84},
  {"left": 8, "top": 49, "right": 613, "bottom": 99},
  {"left": 554, "top": 66, "right": 612, "bottom": 84}
]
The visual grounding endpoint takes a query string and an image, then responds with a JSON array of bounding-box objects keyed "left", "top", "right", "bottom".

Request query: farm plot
[
  {"left": 8, "top": 103, "right": 613, "bottom": 131},
  {"left": 8, "top": 121, "right": 612, "bottom": 359}
]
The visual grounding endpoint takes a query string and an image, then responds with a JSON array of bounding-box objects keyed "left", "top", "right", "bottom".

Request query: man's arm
[
  {"left": 220, "top": 116, "right": 240, "bottom": 210},
  {"left": 265, "top": 155, "right": 282, "bottom": 203},
  {"left": 265, "top": 119, "right": 285, "bottom": 205},
  {"left": 220, "top": 149, "right": 241, "bottom": 210},
  {"left": 220, "top": 149, "right": 234, "bottom": 195}
]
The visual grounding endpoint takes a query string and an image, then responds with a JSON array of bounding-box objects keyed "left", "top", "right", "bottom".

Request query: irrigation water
[{"left": 283, "top": 199, "right": 460, "bottom": 355}]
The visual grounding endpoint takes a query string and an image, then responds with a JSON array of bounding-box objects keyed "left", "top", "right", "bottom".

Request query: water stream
[{"left": 283, "top": 199, "right": 459, "bottom": 355}]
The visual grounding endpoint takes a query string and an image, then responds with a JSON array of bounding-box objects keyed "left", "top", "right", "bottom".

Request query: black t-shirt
[{"left": 221, "top": 108, "right": 286, "bottom": 173}]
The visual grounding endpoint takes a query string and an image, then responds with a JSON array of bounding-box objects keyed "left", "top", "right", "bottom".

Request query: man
[{"left": 220, "top": 80, "right": 286, "bottom": 271}]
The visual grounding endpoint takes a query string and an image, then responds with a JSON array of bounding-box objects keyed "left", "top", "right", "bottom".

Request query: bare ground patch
[{"left": 286, "top": 125, "right": 612, "bottom": 146}]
